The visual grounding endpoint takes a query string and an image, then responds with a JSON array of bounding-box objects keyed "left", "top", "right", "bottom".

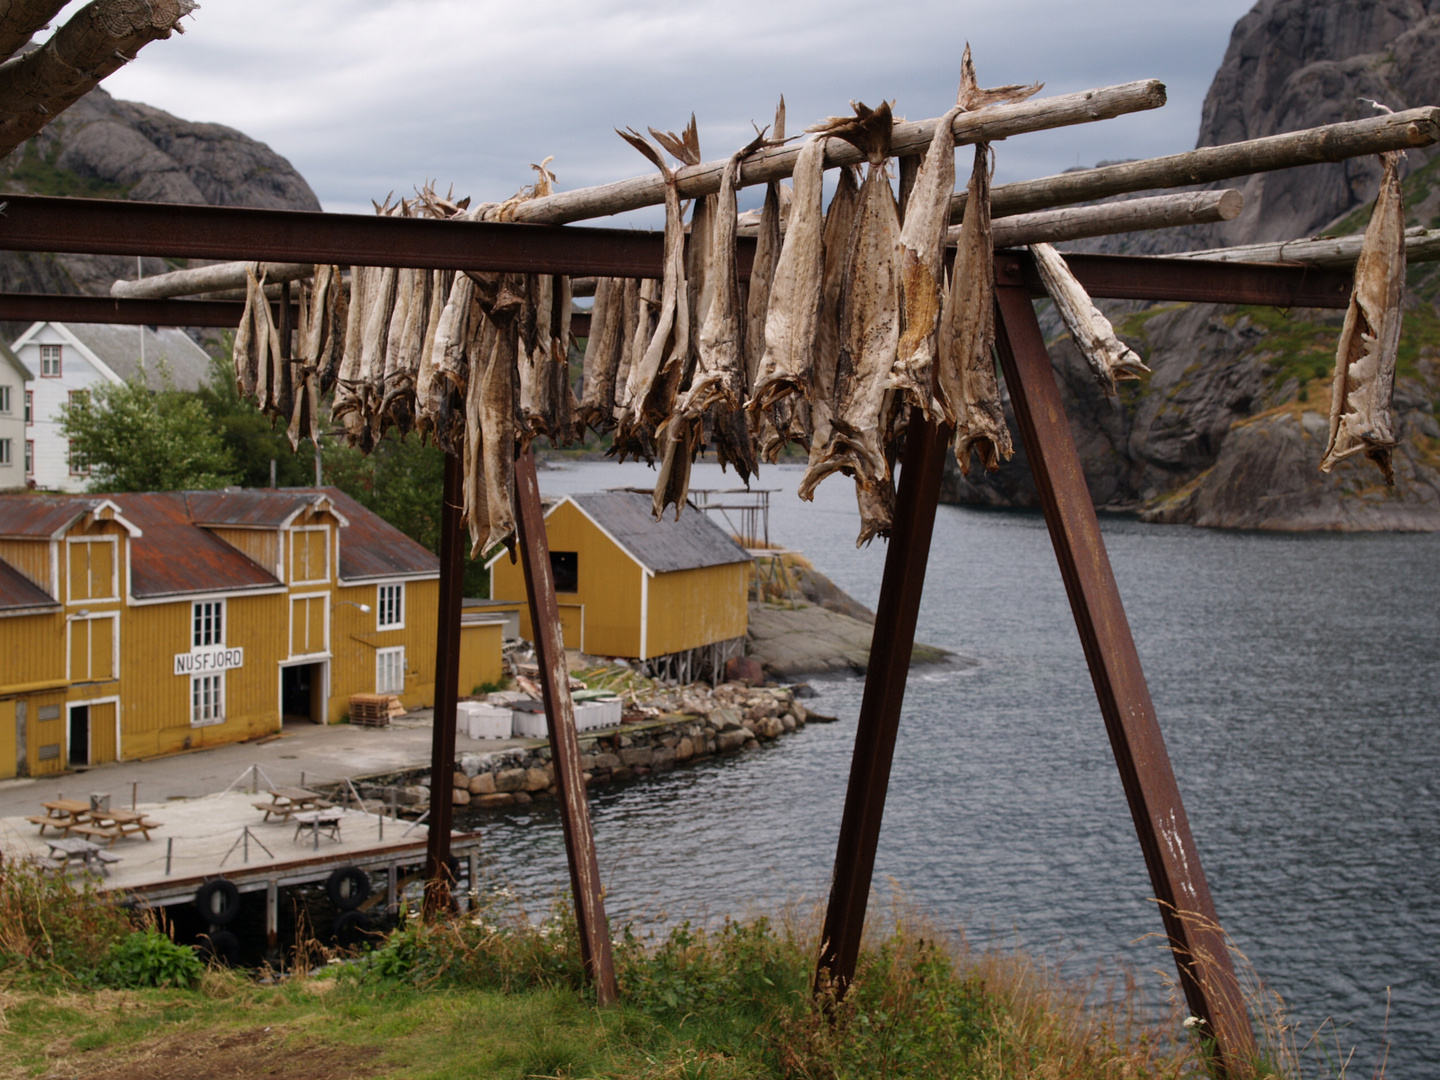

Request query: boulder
[
  {"left": 619, "top": 746, "right": 654, "bottom": 768},
  {"left": 452, "top": 788, "right": 471, "bottom": 806},
  {"left": 592, "top": 752, "right": 620, "bottom": 770},
  {"left": 651, "top": 747, "right": 677, "bottom": 770},
  {"left": 717, "top": 729, "right": 749, "bottom": 753},
  {"left": 675, "top": 736, "right": 695, "bottom": 761},
  {"left": 474, "top": 793, "right": 516, "bottom": 808},
  {"left": 468, "top": 773, "right": 496, "bottom": 796},
  {"left": 524, "top": 766, "right": 552, "bottom": 792},
  {"left": 725, "top": 655, "right": 766, "bottom": 685},
  {"left": 494, "top": 768, "right": 528, "bottom": 793},
  {"left": 710, "top": 709, "right": 743, "bottom": 732}
]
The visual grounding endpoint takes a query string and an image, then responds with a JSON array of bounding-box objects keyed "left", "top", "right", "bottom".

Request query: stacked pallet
[{"left": 348, "top": 693, "right": 402, "bottom": 728}]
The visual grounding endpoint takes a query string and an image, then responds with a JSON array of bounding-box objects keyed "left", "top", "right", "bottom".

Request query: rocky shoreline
[{"left": 344, "top": 682, "right": 828, "bottom": 815}]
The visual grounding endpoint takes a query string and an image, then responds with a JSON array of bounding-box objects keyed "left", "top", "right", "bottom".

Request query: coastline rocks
[{"left": 746, "top": 600, "right": 954, "bottom": 678}]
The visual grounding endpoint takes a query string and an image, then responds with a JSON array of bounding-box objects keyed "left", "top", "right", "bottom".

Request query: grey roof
[
  {"left": 569, "top": 491, "right": 751, "bottom": 574},
  {"left": 63, "top": 324, "right": 212, "bottom": 392}
]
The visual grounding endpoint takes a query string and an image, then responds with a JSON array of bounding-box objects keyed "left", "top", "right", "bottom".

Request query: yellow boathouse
[
  {"left": 0, "top": 487, "right": 480, "bottom": 779},
  {"left": 487, "top": 491, "right": 749, "bottom": 660}
]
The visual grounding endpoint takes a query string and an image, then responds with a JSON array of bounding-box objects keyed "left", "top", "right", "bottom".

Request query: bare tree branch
[{"left": 0, "top": 0, "right": 196, "bottom": 160}]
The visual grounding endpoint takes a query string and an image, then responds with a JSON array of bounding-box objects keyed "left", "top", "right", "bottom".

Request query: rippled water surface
[{"left": 476, "top": 459, "right": 1439, "bottom": 1074}]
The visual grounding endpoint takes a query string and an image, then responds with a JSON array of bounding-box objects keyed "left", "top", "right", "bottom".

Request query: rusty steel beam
[
  {"left": 815, "top": 410, "right": 953, "bottom": 999},
  {"left": 514, "top": 446, "right": 618, "bottom": 1006},
  {"left": 0, "top": 292, "right": 258, "bottom": 327},
  {"left": 996, "top": 250, "right": 1352, "bottom": 308},
  {"left": 993, "top": 284, "right": 1258, "bottom": 1072},
  {"left": 0, "top": 194, "right": 683, "bottom": 278},
  {"left": 423, "top": 449, "right": 465, "bottom": 917}
]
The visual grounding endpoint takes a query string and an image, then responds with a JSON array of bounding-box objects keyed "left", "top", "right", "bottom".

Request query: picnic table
[
  {"left": 43, "top": 837, "right": 122, "bottom": 876},
  {"left": 27, "top": 799, "right": 94, "bottom": 836},
  {"left": 73, "top": 808, "right": 163, "bottom": 846},
  {"left": 292, "top": 808, "right": 344, "bottom": 843},
  {"left": 254, "top": 786, "right": 332, "bottom": 823}
]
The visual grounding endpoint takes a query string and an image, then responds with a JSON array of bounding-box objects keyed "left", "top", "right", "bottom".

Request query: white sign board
[{"left": 174, "top": 646, "right": 244, "bottom": 676}]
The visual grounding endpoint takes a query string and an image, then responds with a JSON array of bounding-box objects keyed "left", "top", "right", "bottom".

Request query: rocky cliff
[
  {"left": 944, "top": 0, "right": 1440, "bottom": 530},
  {"left": 0, "top": 84, "right": 319, "bottom": 298}
]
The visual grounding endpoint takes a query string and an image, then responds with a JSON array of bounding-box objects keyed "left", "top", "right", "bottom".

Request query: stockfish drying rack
[{"left": 3, "top": 62, "right": 1437, "bottom": 1074}]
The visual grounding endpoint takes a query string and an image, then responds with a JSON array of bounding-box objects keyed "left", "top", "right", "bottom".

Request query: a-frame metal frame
[{"left": 0, "top": 194, "right": 1355, "bottom": 1068}]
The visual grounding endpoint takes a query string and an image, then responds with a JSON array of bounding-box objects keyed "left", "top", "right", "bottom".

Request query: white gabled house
[
  {"left": 10, "top": 322, "right": 213, "bottom": 492},
  {"left": 0, "top": 341, "right": 29, "bottom": 491}
]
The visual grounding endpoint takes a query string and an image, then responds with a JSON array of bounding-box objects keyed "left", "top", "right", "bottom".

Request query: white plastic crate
[
  {"left": 574, "top": 698, "right": 622, "bottom": 732},
  {"left": 511, "top": 706, "right": 549, "bottom": 739},
  {"left": 458, "top": 702, "right": 512, "bottom": 740}
]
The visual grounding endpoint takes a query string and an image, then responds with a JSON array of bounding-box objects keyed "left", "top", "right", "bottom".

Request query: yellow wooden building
[
  {"left": 0, "top": 487, "right": 456, "bottom": 778},
  {"left": 487, "top": 491, "right": 750, "bottom": 660}
]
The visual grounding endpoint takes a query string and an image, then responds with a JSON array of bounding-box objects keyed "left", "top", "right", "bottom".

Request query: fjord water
[{"left": 480, "top": 459, "right": 1438, "bottom": 1073}]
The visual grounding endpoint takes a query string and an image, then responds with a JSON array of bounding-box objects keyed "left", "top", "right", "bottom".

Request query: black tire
[
  {"left": 326, "top": 865, "right": 372, "bottom": 910},
  {"left": 199, "top": 929, "right": 240, "bottom": 966},
  {"left": 331, "top": 910, "right": 377, "bottom": 948},
  {"left": 194, "top": 878, "right": 241, "bottom": 925}
]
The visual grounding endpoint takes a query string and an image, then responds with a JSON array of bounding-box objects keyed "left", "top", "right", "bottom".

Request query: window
[
  {"left": 0, "top": 385, "right": 10, "bottom": 413},
  {"left": 68, "top": 440, "right": 88, "bottom": 476},
  {"left": 25, "top": 390, "right": 32, "bottom": 424},
  {"left": 191, "top": 673, "right": 224, "bottom": 726},
  {"left": 24, "top": 440, "right": 32, "bottom": 475},
  {"left": 0, "top": 439, "right": 10, "bottom": 467},
  {"left": 40, "top": 344, "right": 61, "bottom": 377},
  {"left": 376, "top": 646, "right": 405, "bottom": 694},
  {"left": 377, "top": 583, "right": 404, "bottom": 629},
  {"left": 551, "top": 551, "right": 578, "bottom": 593},
  {"left": 68, "top": 389, "right": 89, "bottom": 411},
  {"left": 192, "top": 601, "right": 224, "bottom": 647}
]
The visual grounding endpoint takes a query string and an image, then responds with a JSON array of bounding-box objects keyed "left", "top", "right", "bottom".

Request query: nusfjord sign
[{"left": 174, "top": 646, "right": 244, "bottom": 676}]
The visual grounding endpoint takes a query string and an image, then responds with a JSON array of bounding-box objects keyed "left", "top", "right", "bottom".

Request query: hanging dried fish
[
  {"left": 413, "top": 269, "right": 453, "bottom": 439},
  {"left": 1321, "top": 148, "right": 1406, "bottom": 484},
  {"left": 803, "top": 165, "right": 861, "bottom": 466},
  {"left": 314, "top": 265, "right": 347, "bottom": 396},
  {"left": 380, "top": 265, "right": 428, "bottom": 434},
  {"left": 891, "top": 101, "right": 963, "bottom": 418},
  {"left": 746, "top": 98, "right": 786, "bottom": 392},
  {"left": 614, "top": 128, "right": 689, "bottom": 457},
  {"left": 518, "top": 272, "right": 553, "bottom": 444},
  {"left": 463, "top": 311, "right": 497, "bottom": 557},
  {"left": 577, "top": 276, "right": 626, "bottom": 433},
  {"left": 479, "top": 311, "right": 519, "bottom": 554},
  {"left": 1030, "top": 242, "right": 1150, "bottom": 395},
  {"left": 799, "top": 102, "right": 902, "bottom": 546},
  {"left": 938, "top": 142, "right": 1010, "bottom": 474},
  {"left": 332, "top": 264, "right": 370, "bottom": 446},
  {"left": 749, "top": 133, "right": 828, "bottom": 443},
  {"left": 653, "top": 117, "right": 712, "bottom": 367},
  {"left": 232, "top": 263, "right": 260, "bottom": 402}
]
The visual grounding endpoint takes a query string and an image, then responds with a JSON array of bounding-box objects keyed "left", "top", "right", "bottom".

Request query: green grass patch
[{"left": 0, "top": 135, "right": 134, "bottom": 200}]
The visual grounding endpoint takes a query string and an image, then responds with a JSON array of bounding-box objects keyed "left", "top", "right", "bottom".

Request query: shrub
[
  {"left": 98, "top": 926, "right": 205, "bottom": 989},
  {"left": 0, "top": 862, "right": 132, "bottom": 983}
]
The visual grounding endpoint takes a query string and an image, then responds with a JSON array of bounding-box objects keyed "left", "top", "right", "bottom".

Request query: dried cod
[
  {"left": 1029, "top": 242, "right": 1149, "bottom": 396},
  {"left": 746, "top": 98, "right": 786, "bottom": 392},
  {"left": 938, "top": 142, "right": 1009, "bottom": 474},
  {"left": 805, "top": 164, "right": 861, "bottom": 467},
  {"left": 577, "top": 276, "right": 627, "bottom": 432},
  {"left": 1320, "top": 148, "right": 1406, "bottom": 484},
  {"left": 799, "top": 102, "right": 902, "bottom": 546}
]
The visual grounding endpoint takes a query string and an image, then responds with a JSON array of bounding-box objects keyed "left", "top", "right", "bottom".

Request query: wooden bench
[
  {"left": 26, "top": 815, "right": 63, "bottom": 835},
  {"left": 111, "top": 818, "right": 162, "bottom": 841},
  {"left": 293, "top": 810, "right": 343, "bottom": 843}
]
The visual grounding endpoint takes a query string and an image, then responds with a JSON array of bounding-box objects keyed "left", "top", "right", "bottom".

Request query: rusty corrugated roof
[
  {"left": 115, "top": 493, "right": 281, "bottom": 598},
  {"left": 186, "top": 490, "right": 330, "bottom": 528},
  {"left": 0, "top": 556, "right": 57, "bottom": 613},
  {"left": 0, "top": 495, "right": 102, "bottom": 539},
  {"left": 296, "top": 487, "right": 439, "bottom": 581},
  {"left": 568, "top": 492, "right": 751, "bottom": 574}
]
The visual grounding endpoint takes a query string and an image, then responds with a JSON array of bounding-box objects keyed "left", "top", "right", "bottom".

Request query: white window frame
[
  {"left": 376, "top": 582, "right": 404, "bottom": 630},
  {"left": 25, "top": 389, "right": 32, "bottom": 424},
  {"left": 40, "top": 344, "right": 61, "bottom": 377},
  {"left": 0, "top": 438, "right": 10, "bottom": 467},
  {"left": 191, "top": 672, "right": 225, "bottom": 727},
  {"left": 68, "top": 439, "right": 89, "bottom": 476},
  {"left": 375, "top": 646, "right": 405, "bottom": 695},
  {"left": 192, "top": 599, "right": 225, "bottom": 648},
  {"left": 24, "top": 439, "right": 32, "bottom": 476},
  {"left": 0, "top": 385, "right": 10, "bottom": 414},
  {"left": 289, "top": 526, "right": 330, "bottom": 585},
  {"left": 65, "top": 536, "right": 119, "bottom": 604}
]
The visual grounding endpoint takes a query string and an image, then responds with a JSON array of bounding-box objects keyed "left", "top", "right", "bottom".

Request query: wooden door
[
  {"left": 557, "top": 604, "right": 583, "bottom": 650},
  {"left": 0, "top": 700, "right": 15, "bottom": 780},
  {"left": 89, "top": 702, "right": 117, "bottom": 764}
]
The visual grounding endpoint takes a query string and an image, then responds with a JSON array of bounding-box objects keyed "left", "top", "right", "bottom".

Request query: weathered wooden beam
[
  {"left": 0, "top": 0, "right": 195, "bottom": 159},
  {"left": 983, "top": 189, "right": 1242, "bottom": 248},
  {"left": 1169, "top": 225, "right": 1440, "bottom": 268},
  {"left": 959, "top": 107, "right": 1440, "bottom": 222},
  {"left": 0, "top": 1, "right": 68, "bottom": 57},
  {"left": 110, "top": 260, "right": 312, "bottom": 299},
  {"left": 506, "top": 80, "right": 1167, "bottom": 225}
]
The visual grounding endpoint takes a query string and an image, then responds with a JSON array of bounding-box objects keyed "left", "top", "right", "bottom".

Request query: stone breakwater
[{"left": 348, "top": 683, "right": 825, "bottom": 813}]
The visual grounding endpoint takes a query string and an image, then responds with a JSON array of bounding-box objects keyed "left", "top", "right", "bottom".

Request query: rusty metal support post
[
  {"left": 514, "top": 447, "right": 618, "bottom": 1006},
  {"left": 993, "top": 278, "right": 1257, "bottom": 1071},
  {"left": 815, "top": 410, "right": 952, "bottom": 998},
  {"left": 423, "top": 449, "right": 465, "bottom": 917}
]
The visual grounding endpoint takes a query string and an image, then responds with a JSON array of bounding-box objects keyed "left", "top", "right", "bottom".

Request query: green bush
[
  {"left": 0, "top": 863, "right": 132, "bottom": 983},
  {"left": 98, "top": 927, "right": 205, "bottom": 989}
]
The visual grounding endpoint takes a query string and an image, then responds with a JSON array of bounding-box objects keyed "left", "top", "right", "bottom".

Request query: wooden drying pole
[
  {"left": 1171, "top": 225, "right": 1440, "bottom": 268},
  {"left": 962, "top": 107, "right": 1440, "bottom": 221},
  {"left": 985, "top": 189, "right": 1242, "bottom": 248},
  {"left": 112, "top": 261, "right": 313, "bottom": 299}
]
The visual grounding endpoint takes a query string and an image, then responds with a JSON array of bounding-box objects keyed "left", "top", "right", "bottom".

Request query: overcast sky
[{"left": 76, "top": 0, "right": 1258, "bottom": 222}]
